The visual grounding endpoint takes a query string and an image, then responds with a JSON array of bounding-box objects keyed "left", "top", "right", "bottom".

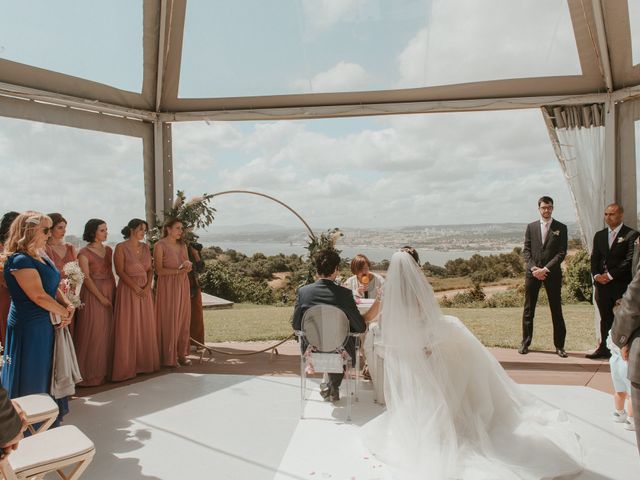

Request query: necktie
[
  {"left": 609, "top": 230, "right": 615, "bottom": 248},
  {"left": 542, "top": 222, "right": 549, "bottom": 243}
]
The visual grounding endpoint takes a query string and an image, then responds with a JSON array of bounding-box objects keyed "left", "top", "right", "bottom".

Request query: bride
[{"left": 363, "top": 249, "right": 583, "bottom": 480}]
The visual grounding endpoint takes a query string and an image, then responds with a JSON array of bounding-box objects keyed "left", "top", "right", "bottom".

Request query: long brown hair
[
  {"left": 4, "top": 211, "right": 51, "bottom": 257},
  {"left": 162, "top": 218, "right": 184, "bottom": 242}
]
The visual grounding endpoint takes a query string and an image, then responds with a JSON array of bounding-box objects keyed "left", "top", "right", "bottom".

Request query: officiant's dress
[
  {"left": 74, "top": 247, "right": 116, "bottom": 386},
  {"left": 363, "top": 252, "right": 582, "bottom": 480},
  {"left": 1, "top": 253, "right": 67, "bottom": 420}
]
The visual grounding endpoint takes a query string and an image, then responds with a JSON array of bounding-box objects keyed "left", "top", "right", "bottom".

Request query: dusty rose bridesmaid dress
[
  {"left": 45, "top": 243, "right": 78, "bottom": 334},
  {"left": 74, "top": 247, "right": 116, "bottom": 386},
  {"left": 111, "top": 242, "right": 160, "bottom": 381},
  {"left": 155, "top": 240, "right": 191, "bottom": 367}
]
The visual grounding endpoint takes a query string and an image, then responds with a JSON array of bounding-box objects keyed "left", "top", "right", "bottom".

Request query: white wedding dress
[{"left": 363, "top": 252, "right": 583, "bottom": 480}]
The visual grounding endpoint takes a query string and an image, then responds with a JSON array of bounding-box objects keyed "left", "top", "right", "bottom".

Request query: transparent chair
[{"left": 294, "top": 305, "right": 360, "bottom": 422}]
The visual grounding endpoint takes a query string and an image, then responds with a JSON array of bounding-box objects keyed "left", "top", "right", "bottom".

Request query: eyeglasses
[
  {"left": 42, "top": 227, "right": 51, "bottom": 235},
  {"left": 539, "top": 206, "right": 554, "bottom": 211}
]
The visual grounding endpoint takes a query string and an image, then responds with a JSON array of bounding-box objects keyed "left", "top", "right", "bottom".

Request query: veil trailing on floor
[{"left": 363, "top": 251, "right": 583, "bottom": 480}]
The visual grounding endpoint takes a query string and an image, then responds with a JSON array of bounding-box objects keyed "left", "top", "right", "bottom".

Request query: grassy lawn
[{"left": 204, "top": 303, "right": 598, "bottom": 352}]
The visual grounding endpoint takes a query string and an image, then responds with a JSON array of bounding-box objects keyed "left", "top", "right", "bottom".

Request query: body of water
[{"left": 208, "top": 241, "right": 513, "bottom": 266}]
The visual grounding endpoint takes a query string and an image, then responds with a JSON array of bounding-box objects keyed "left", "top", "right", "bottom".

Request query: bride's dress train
[{"left": 363, "top": 252, "right": 583, "bottom": 480}]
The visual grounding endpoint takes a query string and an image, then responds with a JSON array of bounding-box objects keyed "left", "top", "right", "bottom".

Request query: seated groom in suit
[
  {"left": 520, "top": 196, "right": 568, "bottom": 357},
  {"left": 588, "top": 203, "right": 639, "bottom": 359},
  {"left": 292, "top": 249, "right": 375, "bottom": 402}
]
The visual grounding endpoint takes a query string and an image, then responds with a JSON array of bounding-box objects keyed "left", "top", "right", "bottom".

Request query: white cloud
[
  {"left": 396, "top": 0, "right": 580, "bottom": 88},
  {"left": 291, "top": 61, "right": 369, "bottom": 93},
  {"left": 301, "top": 0, "right": 367, "bottom": 36}
]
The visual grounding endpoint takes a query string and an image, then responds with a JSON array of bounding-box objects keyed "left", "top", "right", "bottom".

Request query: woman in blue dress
[{"left": 1, "top": 212, "right": 74, "bottom": 423}]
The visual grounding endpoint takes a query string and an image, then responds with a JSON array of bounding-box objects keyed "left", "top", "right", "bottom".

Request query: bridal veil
[{"left": 363, "top": 251, "right": 583, "bottom": 480}]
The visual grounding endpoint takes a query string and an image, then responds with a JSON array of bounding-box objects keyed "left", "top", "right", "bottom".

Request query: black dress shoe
[
  {"left": 585, "top": 349, "right": 611, "bottom": 360},
  {"left": 518, "top": 344, "right": 529, "bottom": 355},
  {"left": 556, "top": 348, "right": 568, "bottom": 358},
  {"left": 320, "top": 383, "right": 331, "bottom": 400},
  {"left": 329, "top": 387, "right": 340, "bottom": 402}
]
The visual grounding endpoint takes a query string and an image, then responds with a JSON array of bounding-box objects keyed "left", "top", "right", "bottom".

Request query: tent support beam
[{"left": 591, "top": 0, "right": 614, "bottom": 92}]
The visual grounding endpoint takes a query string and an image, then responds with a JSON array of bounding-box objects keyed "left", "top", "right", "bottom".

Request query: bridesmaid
[
  {"left": 45, "top": 213, "right": 78, "bottom": 334},
  {"left": 45, "top": 213, "right": 78, "bottom": 273},
  {"left": 187, "top": 240, "right": 206, "bottom": 347},
  {"left": 74, "top": 219, "right": 116, "bottom": 386},
  {"left": 111, "top": 219, "right": 159, "bottom": 381},
  {"left": 155, "top": 218, "right": 192, "bottom": 367},
  {"left": 0, "top": 211, "right": 19, "bottom": 347}
]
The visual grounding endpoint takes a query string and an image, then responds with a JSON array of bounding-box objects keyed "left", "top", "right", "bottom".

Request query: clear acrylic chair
[{"left": 294, "top": 304, "right": 360, "bottom": 422}]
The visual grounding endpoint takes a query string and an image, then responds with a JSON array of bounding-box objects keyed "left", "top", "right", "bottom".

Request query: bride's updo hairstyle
[
  {"left": 121, "top": 218, "right": 148, "bottom": 239},
  {"left": 400, "top": 245, "right": 420, "bottom": 265},
  {"left": 314, "top": 249, "right": 341, "bottom": 277}
]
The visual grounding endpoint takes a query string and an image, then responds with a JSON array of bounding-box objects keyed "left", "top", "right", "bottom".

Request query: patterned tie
[{"left": 542, "top": 222, "right": 549, "bottom": 243}]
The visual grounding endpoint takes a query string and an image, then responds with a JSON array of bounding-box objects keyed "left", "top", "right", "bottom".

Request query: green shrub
[
  {"left": 199, "top": 262, "right": 274, "bottom": 305},
  {"left": 564, "top": 249, "right": 593, "bottom": 303}
]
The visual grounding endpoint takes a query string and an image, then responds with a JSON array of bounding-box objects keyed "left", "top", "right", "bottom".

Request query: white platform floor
[{"left": 65, "top": 374, "right": 638, "bottom": 480}]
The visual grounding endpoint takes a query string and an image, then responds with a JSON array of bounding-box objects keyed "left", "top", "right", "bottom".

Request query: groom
[
  {"left": 292, "top": 249, "right": 366, "bottom": 402},
  {"left": 520, "top": 196, "right": 568, "bottom": 357}
]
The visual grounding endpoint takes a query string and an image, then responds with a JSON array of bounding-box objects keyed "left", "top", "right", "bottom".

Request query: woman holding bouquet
[
  {"left": 154, "top": 218, "right": 192, "bottom": 367},
  {"left": 45, "top": 213, "right": 78, "bottom": 333},
  {"left": 0, "top": 212, "right": 73, "bottom": 422},
  {"left": 112, "top": 219, "right": 159, "bottom": 381},
  {"left": 74, "top": 219, "right": 116, "bottom": 386}
]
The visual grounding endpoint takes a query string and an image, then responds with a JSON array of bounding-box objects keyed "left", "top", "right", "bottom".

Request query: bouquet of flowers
[
  {"left": 0, "top": 342, "right": 9, "bottom": 371},
  {"left": 61, "top": 261, "right": 85, "bottom": 308}
]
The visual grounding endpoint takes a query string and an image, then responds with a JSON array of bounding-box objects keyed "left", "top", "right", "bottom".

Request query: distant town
[{"left": 196, "top": 222, "right": 583, "bottom": 252}]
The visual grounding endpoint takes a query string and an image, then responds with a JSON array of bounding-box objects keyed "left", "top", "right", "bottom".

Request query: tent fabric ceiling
[{"left": 0, "top": 0, "right": 639, "bottom": 123}]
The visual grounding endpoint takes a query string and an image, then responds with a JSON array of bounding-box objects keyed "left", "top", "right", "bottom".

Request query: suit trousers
[
  {"left": 631, "top": 382, "right": 640, "bottom": 454},
  {"left": 594, "top": 284, "right": 626, "bottom": 352},
  {"left": 522, "top": 272, "right": 566, "bottom": 349}
]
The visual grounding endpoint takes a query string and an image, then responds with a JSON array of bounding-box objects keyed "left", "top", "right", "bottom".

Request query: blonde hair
[
  {"left": 4, "top": 211, "right": 52, "bottom": 258},
  {"left": 350, "top": 254, "right": 371, "bottom": 275}
]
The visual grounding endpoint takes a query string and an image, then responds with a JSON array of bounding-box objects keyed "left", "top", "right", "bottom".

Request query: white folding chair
[
  {"left": 294, "top": 305, "right": 360, "bottom": 422},
  {"left": 13, "top": 394, "right": 59, "bottom": 435},
  {"left": 0, "top": 425, "right": 95, "bottom": 480}
]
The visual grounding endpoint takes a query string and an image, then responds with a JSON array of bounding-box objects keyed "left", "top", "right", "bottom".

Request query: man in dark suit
[
  {"left": 519, "top": 196, "right": 568, "bottom": 357},
  {"left": 292, "top": 249, "right": 367, "bottom": 402},
  {"left": 611, "top": 267, "right": 640, "bottom": 451},
  {"left": 0, "top": 384, "right": 26, "bottom": 460},
  {"left": 587, "top": 203, "right": 639, "bottom": 359}
]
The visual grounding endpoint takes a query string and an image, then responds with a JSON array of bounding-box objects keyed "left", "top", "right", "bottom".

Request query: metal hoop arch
[{"left": 209, "top": 190, "right": 316, "bottom": 240}]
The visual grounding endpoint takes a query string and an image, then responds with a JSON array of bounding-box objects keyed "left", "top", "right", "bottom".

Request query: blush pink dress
[
  {"left": 74, "top": 247, "right": 116, "bottom": 386},
  {"left": 155, "top": 240, "right": 191, "bottom": 367},
  {"left": 111, "top": 242, "right": 160, "bottom": 381},
  {"left": 45, "top": 243, "right": 77, "bottom": 334}
]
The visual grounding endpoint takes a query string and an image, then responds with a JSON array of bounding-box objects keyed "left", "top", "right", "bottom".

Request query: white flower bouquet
[{"left": 62, "top": 261, "right": 85, "bottom": 308}]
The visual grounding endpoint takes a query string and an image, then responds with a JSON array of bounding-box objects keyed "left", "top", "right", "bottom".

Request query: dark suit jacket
[
  {"left": 612, "top": 268, "right": 640, "bottom": 383},
  {"left": 523, "top": 219, "right": 567, "bottom": 276},
  {"left": 591, "top": 224, "right": 639, "bottom": 289},
  {"left": 292, "top": 279, "right": 366, "bottom": 335},
  {"left": 0, "top": 385, "right": 22, "bottom": 447}
]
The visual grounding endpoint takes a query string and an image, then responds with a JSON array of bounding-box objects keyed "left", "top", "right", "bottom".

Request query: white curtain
[{"left": 555, "top": 126, "right": 605, "bottom": 252}]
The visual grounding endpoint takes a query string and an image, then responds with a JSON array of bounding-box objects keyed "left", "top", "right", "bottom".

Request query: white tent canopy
[{"left": 1, "top": 0, "right": 639, "bottom": 228}]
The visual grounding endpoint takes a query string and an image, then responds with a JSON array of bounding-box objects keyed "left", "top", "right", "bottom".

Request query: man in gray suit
[
  {"left": 611, "top": 268, "right": 640, "bottom": 451},
  {"left": 0, "top": 385, "right": 26, "bottom": 460}
]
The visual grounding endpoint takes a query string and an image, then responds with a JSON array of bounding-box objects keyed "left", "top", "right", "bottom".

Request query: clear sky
[{"left": 2, "top": 0, "right": 636, "bottom": 235}]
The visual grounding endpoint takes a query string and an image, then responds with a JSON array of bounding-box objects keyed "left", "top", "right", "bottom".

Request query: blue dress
[{"left": 1, "top": 252, "right": 68, "bottom": 421}]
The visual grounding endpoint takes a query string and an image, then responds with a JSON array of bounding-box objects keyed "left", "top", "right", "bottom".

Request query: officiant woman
[{"left": 0, "top": 212, "right": 74, "bottom": 423}]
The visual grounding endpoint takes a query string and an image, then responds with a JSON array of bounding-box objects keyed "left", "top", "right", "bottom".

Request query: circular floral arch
[{"left": 209, "top": 189, "right": 315, "bottom": 239}]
